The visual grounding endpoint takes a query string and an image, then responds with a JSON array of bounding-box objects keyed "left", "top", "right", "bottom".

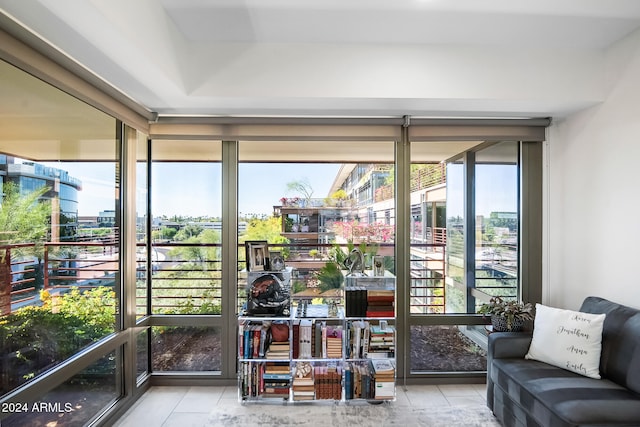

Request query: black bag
[{"left": 246, "top": 273, "right": 290, "bottom": 316}]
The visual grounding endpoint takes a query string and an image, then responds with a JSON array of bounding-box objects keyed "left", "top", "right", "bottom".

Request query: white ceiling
[{"left": 2, "top": 0, "right": 640, "bottom": 119}]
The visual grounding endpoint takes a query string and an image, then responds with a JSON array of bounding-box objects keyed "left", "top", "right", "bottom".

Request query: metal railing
[{"left": 2, "top": 241, "right": 455, "bottom": 316}]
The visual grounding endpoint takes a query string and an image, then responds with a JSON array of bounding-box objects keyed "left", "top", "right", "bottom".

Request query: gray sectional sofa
[{"left": 487, "top": 296, "right": 640, "bottom": 427}]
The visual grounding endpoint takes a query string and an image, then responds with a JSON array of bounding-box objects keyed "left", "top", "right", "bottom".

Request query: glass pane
[
  {"left": 0, "top": 59, "right": 119, "bottom": 395},
  {"left": 150, "top": 140, "right": 222, "bottom": 314},
  {"left": 151, "top": 326, "right": 221, "bottom": 371},
  {"left": 1, "top": 350, "right": 119, "bottom": 426},
  {"left": 136, "top": 131, "right": 149, "bottom": 318},
  {"left": 410, "top": 325, "right": 486, "bottom": 372},
  {"left": 137, "top": 328, "right": 149, "bottom": 380},
  {"left": 238, "top": 142, "right": 396, "bottom": 314},
  {"left": 475, "top": 142, "right": 519, "bottom": 304},
  {"left": 408, "top": 162, "right": 448, "bottom": 315},
  {"left": 445, "top": 161, "right": 466, "bottom": 313}
]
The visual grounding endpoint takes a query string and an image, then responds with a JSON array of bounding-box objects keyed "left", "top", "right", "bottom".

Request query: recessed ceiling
[{"left": 2, "top": 0, "right": 640, "bottom": 118}]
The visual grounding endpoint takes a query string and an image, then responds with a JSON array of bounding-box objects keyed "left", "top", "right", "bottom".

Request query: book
[
  {"left": 374, "top": 380, "right": 395, "bottom": 399},
  {"left": 362, "top": 322, "right": 370, "bottom": 358},
  {"left": 262, "top": 373, "right": 291, "bottom": 380},
  {"left": 292, "top": 320, "right": 300, "bottom": 359},
  {"left": 299, "top": 319, "right": 312, "bottom": 358},
  {"left": 367, "top": 290, "right": 394, "bottom": 302},
  {"left": 371, "top": 359, "right": 395, "bottom": 375}
]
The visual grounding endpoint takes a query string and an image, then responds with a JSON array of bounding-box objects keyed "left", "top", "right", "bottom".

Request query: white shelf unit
[{"left": 238, "top": 269, "right": 396, "bottom": 403}]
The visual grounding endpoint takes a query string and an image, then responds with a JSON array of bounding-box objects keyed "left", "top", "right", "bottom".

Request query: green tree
[
  {"left": 0, "top": 183, "right": 51, "bottom": 302},
  {"left": 174, "top": 224, "right": 204, "bottom": 241},
  {"left": 240, "top": 216, "right": 290, "bottom": 259},
  {"left": 168, "top": 229, "right": 221, "bottom": 268},
  {"left": 153, "top": 226, "right": 177, "bottom": 242},
  {"left": 242, "top": 217, "right": 289, "bottom": 245},
  {"left": 0, "top": 182, "right": 50, "bottom": 247}
]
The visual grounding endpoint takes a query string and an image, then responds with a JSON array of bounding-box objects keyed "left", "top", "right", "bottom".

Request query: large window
[
  {"left": 148, "top": 139, "right": 223, "bottom": 373},
  {"left": 0, "top": 60, "right": 120, "bottom": 399},
  {"left": 238, "top": 140, "right": 396, "bottom": 314},
  {"left": 475, "top": 142, "right": 519, "bottom": 301},
  {"left": 408, "top": 140, "right": 522, "bottom": 374}
]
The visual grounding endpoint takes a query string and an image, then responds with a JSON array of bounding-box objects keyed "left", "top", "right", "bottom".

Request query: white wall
[{"left": 547, "top": 27, "right": 640, "bottom": 310}]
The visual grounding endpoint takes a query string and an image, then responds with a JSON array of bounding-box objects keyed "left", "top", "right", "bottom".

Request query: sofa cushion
[
  {"left": 525, "top": 304, "right": 605, "bottom": 379},
  {"left": 492, "top": 358, "right": 640, "bottom": 427},
  {"left": 580, "top": 296, "right": 640, "bottom": 394}
]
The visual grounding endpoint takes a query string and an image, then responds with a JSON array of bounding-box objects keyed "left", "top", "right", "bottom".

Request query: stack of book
[
  {"left": 371, "top": 359, "right": 395, "bottom": 400},
  {"left": 366, "top": 290, "right": 394, "bottom": 317},
  {"left": 367, "top": 324, "right": 395, "bottom": 358},
  {"left": 313, "top": 365, "right": 342, "bottom": 400},
  {"left": 292, "top": 362, "right": 315, "bottom": 401},
  {"left": 265, "top": 341, "right": 290, "bottom": 359},
  {"left": 324, "top": 324, "right": 343, "bottom": 359},
  {"left": 262, "top": 362, "right": 291, "bottom": 398}
]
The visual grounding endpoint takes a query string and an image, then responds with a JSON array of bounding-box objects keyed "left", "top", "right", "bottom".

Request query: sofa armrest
[
  {"left": 486, "top": 332, "right": 533, "bottom": 411},
  {"left": 488, "top": 332, "right": 533, "bottom": 359}
]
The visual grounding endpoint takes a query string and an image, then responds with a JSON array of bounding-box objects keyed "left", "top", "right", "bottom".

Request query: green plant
[
  {"left": 316, "top": 261, "right": 344, "bottom": 292},
  {"left": 331, "top": 189, "right": 348, "bottom": 200},
  {"left": 478, "top": 296, "right": 534, "bottom": 331}
]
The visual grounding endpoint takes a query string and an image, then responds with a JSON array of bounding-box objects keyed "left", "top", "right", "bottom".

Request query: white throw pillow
[{"left": 525, "top": 303, "right": 605, "bottom": 379}]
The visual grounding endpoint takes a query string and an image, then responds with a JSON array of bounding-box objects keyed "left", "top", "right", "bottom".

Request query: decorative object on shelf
[
  {"left": 478, "top": 296, "right": 534, "bottom": 332},
  {"left": 245, "top": 240, "right": 269, "bottom": 272},
  {"left": 247, "top": 273, "right": 290, "bottom": 316},
  {"left": 295, "top": 361, "right": 312, "bottom": 378},
  {"left": 270, "top": 321, "right": 290, "bottom": 342},
  {"left": 344, "top": 248, "right": 365, "bottom": 276},
  {"left": 270, "top": 251, "right": 285, "bottom": 271},
  {"left": 373, "top": 255, "right": 384, "bottom": 276}
]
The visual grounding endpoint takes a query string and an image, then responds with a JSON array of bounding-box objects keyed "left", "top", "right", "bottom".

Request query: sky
[
  {"left": 40, "top": 160, "right": 515, "bottom": 218},
  {"left": 446, "top": 163, "right": 518, "bottom": 218},
  {"left": 42, "top": 161, "right": 342, "bottom": 218}
]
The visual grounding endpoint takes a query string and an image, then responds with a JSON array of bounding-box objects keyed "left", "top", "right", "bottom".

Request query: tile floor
[{"left": 114, "top": 383, "right": 495, "bottom": 427}]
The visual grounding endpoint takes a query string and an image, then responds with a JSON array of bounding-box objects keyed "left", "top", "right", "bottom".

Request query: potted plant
[{"left": 478, "top": 296, "right": 534, "bottom": 332}]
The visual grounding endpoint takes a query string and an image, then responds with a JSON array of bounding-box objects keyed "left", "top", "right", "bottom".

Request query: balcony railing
[{"left": 3, "top": 240, "right": 506, "bottom": 317}]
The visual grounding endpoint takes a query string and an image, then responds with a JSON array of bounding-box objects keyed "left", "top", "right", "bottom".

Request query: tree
[
  {"left": 241, "top": 217, "right": 288, "bottom": 244},
  {"left": 174, "top": 224, "right": 204, "bottom": 241},
  {"left": 0, "top": 182, "right": 51, "bottom": 314},
  {"left": 153, "top": 226, "right": 177, "bottom": 242},
  {"left": 286, "top": 178, "right": 314, "bottom": 205},
  {"left": 240, "top": 216, "right": 290, "bottom": 259},
  {"left": 0, "top": 182, "right": 50, "bottom": 246}
]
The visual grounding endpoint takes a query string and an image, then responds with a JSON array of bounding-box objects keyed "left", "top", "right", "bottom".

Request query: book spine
[
  {"left": 345, "top": 365, "right": 352, "bottom": 400},
  {"left": 252, "top": 328, "right": 260, "bottom": 358},
  {"left": 262, "top": 373, "right": 292, "bottom": 380},
  {"left": 362, "top": 321, "right": 370, "bottom": 359},
  {"left": 244, "top": 329, "right": 250, "bottom": 359},
  {"left": 238, "top": 322, "right": 244, "bottom": 359},
  {"left": 321, "top": 322, "right": 327, "bottom": 359}
]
